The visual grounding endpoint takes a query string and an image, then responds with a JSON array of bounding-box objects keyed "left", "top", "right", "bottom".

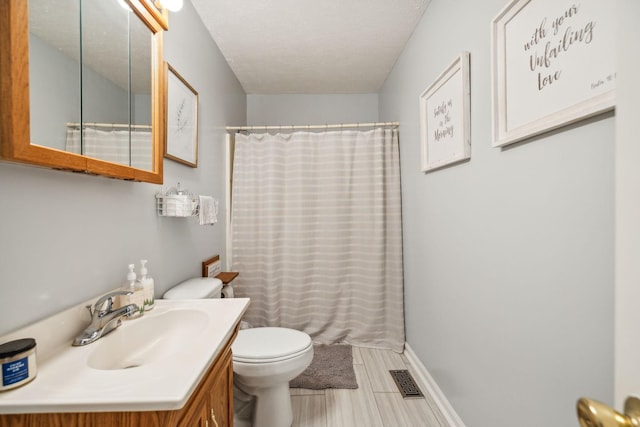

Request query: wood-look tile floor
[{"left": 290, "top": 347, "right": 447, "bottom": 427}]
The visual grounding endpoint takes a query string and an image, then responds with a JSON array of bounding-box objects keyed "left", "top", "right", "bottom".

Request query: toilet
[{"left": 163, "top": 278, "right": 314, "bottom": 427}]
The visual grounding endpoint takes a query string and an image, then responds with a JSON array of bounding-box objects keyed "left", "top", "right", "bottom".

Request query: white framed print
[
  {"left": 491, "top": 0, "right": 616, "bottom": 148},
  {"left": 420, "top": 52, "right": 471, "bottom": 173},
  {"left": 165, "top": 62, "right": 199, "bottom": 167}
]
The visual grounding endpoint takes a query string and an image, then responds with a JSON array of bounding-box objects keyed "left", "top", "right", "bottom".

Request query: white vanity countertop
[{"left": 0, "top": 298, "right": 250, "bottom": 414}]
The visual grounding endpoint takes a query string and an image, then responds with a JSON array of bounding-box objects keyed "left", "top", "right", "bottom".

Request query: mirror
[{"left": 0, "top": 0, "right": 165, "bottom": 184}]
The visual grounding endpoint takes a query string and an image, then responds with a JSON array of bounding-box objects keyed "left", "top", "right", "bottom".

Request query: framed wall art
[
  {"left": 420, "top": 52, "right": 471, "bottom": 172},
  {"left": 202, "top": 254, "right": 221, "bottom": 278},
  {"left": 491, "top": 0, "right": 616, "bottom": 147},
  {"left": 165, "top": 62, "right": 199, "bottom": 167}
]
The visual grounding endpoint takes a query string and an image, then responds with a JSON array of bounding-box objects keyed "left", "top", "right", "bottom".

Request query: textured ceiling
[{"left": 190, "top": 0, "right": 431, "bottom": 94}]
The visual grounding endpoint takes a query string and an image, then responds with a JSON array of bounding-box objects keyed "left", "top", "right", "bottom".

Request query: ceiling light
[{"left": 159, "top": 0, "right": 183, "bottom": 12}]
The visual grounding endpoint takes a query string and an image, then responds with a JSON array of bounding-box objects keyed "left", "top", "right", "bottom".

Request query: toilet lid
[{"left": 232, "top": 327, "right": 312, "bottom": 363}]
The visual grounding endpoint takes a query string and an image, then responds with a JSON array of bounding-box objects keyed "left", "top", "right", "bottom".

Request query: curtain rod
[
  {"left": 225, "top": 121, "right": 399, "bottom": 132},
  {"left": 66, "top": 122, "right": 152, "bottom": 129}
]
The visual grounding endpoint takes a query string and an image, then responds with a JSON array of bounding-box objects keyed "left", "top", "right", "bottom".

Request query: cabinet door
[
  {"left": 208, "top": 351, "right": 233, "bottom": 427},
  {"left": 208, "top": 367, "right": 229, "bottom": 426},
  {"left": 179, "top": 398, "right": 209, "bottom": 427}
]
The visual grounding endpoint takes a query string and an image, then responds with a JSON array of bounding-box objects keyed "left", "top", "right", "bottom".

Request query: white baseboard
[{"left": 403, "top": 343, "right": 466, "bottom": 427}]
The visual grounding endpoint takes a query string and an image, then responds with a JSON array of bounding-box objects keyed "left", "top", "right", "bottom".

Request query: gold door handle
[{"left": 577, "top": 396, "right": 640, "bottom": 427}]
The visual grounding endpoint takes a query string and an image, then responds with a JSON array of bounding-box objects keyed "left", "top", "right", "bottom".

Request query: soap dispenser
[
  {"left": 138, "top": 259, "right": 155, "bottom": 311},
  {"left": 122, "top": 264, "right": 144, "bottom": 318}
]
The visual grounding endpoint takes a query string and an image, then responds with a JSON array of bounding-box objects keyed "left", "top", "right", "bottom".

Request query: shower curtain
[{"left": 231, "top": 128, "right": 405, "bottom": 352}]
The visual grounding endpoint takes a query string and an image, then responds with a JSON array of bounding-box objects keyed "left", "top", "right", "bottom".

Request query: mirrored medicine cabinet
[{"left": 0, "top": 0, "right": 168, "bottom": 183}]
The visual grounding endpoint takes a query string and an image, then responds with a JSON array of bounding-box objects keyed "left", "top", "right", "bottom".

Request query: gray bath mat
[{"left": 290, "top": 344, "right": 358, "bottom": 389}]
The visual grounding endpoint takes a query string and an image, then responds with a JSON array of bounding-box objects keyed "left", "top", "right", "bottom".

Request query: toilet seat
[{"left": 232, "top": 327, "right": 312, "bottom": 364}]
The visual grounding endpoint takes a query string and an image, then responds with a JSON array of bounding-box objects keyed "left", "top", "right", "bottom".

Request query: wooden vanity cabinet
[
  {"left": 179, "top": 344, "right": 233, "bottom": 427},
  {"left": 0, "top": 328, "right": 237, "bottom": 427}
]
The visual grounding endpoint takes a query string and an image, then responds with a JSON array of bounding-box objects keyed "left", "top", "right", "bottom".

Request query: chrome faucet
[{"left": 72, "top": 290, "right": 140, "bottom": 346}]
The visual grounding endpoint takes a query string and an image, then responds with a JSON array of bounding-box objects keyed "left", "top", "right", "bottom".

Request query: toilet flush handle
[{"left": 577, "top": 396, "right": 640, "bottom": 427}]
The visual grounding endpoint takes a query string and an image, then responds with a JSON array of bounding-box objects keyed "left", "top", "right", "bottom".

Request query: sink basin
[
  {"left": 87, "top": 308, "right": 209, "bottom": 370},
  {"left": 0, "top": 298, "right": 250, "bottom": 414}
]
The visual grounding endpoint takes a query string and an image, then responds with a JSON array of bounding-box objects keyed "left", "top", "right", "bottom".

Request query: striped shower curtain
[{"left": 231, "top": 128, "right": 405, "bottom": 352}]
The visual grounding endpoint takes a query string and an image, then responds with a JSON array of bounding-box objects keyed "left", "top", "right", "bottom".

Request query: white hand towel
[{"left": 199, "top": 196, "right": 218, "bottom": 226}]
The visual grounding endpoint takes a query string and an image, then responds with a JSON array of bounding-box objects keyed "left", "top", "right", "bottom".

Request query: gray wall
[
  {"left": 614, "top": 0, "right": 640, "bottom": 407},
  {"left": 247, "top": 94, "right": 378, "bottom": 125},
  {"left": 378, "top": 1, "right": 613, "bottom": 426},
  {"left": 0, "top": 1, "right": 246, "bottom": 337}
]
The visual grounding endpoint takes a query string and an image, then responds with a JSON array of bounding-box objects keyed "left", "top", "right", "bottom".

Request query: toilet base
[
  {"left": 234, "top": 382, "right": 293, "bottom": 427},
  {"left": 252, "top": 383, "right": 293, "bottom": 427},
  {"left": 233, "top": 385, "right": 255, "bottom": 427}
]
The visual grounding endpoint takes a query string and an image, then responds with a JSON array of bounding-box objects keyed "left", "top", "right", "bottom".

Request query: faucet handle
[{"left": 93, "top": 290, "right": 133, "bottom": 315}]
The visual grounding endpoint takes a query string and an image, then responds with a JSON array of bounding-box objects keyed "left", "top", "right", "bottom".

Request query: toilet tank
[{"left": 163, "top": 277, "right": 223, "bottom": 299}]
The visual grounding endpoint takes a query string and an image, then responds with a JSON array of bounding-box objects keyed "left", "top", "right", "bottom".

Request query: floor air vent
[{"left": 389, "top": 369, "right": 424, "bottom": 399}]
